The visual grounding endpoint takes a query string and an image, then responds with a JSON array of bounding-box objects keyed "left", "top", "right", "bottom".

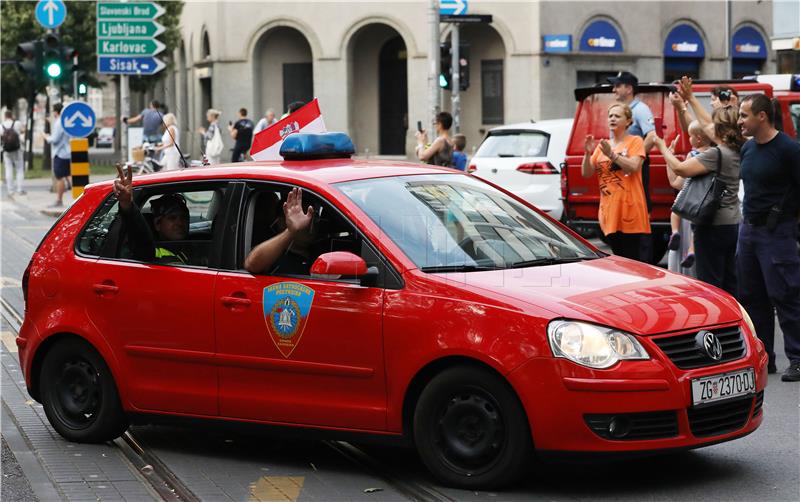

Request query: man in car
[
  {"left": 113, "top": 164, "right": 191, "bottom": 265},
  {"left": 244, "top": 187, "right": 316, "bottom": 275}
]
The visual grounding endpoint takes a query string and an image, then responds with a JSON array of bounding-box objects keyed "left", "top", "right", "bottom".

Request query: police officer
[{"left": 737, "top": 93, "right": 800, "bottom": 381}]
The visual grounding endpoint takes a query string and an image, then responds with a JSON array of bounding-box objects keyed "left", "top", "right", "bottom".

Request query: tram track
[{"left": 1, "top": 296, "right": 454, "bottom": 501}]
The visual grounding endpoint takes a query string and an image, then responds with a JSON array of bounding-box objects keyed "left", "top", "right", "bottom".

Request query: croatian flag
[{"left": 250, "top": 99, "right": 326, "bottom": 160}]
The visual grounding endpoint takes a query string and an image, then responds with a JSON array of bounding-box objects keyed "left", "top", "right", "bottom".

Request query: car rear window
[{"left": 475, "top": 131, "right": 549, "bottom": 158}]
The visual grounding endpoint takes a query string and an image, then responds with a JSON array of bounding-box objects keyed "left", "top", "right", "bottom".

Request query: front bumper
[{"left": 507, "top": 324, "right": 768, "bottom": 453}]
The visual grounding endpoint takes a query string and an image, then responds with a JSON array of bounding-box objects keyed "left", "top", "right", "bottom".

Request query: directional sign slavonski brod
[
  {"left": 96, "top": 1, "right": 165, "bottom": 20},
  {"left": 35, "top": 0, "right": 67, "bottom": 29},
  {"left": 96, "top": 1, "right": 166, "bottom": 76},
  {"left": 440, "top": 0, "right": 468, "bottom": 16},
  {"left": 61, "top": 102, "right": 96, "bottom": 138}
]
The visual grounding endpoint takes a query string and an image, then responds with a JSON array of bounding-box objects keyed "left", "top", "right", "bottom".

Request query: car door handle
[
  {"left": 221, "top": 295, "right": 252, "bottom": 308},
  {"left": 92, "top": 282, "right": 119, "bottom": 295}
]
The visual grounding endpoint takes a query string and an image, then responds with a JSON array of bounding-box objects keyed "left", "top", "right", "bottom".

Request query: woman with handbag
[
  {"left": 582, "top": 102, "right": 651, "bottom": 261},
  {"left": 198, "top": 109, "right": 223, "bottom": 165},
  {"left": 654, "top": 106, "right": 745, "bottom": 295}
]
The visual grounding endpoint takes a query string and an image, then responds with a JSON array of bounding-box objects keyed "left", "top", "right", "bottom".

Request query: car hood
[{"left": 431, "top": 256, "right": 741, "bottom": 335}]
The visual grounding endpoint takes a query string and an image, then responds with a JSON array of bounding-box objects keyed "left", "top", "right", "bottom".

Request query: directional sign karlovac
[
  {"left": 35, "top": 0, "right": 67, "bottom": 29},
  {"left": 96, "top": 1, "right": 165, "bottom": 20},
  {"left": 61, "top": 102, "right": 96, "bottom": 138},
  {"left": 440, "top": 0, "right": 468, "bottom": 16},
  {"left": 98, "top": 56, "right": 166, "bottom": 75},
  {"left": 97, "top": 38, "right": 165, "bottom": 57}
]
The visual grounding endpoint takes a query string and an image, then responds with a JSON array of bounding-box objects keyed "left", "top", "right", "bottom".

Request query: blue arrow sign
[
  {"left": 98, "top": 56, "right": 166, "bottom": 75},
  {"left": 440, "top": 0, "right": 468, "bottom": 16},
  {"left": 61, "top": 102, "right": 96, "bottom": 138},
  {"left": 35, "top": 0, "right": 67, "bottom": 29}
]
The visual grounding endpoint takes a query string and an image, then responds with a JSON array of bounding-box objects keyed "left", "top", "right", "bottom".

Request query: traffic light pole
[
  {"left": 120, "top": 74, "right": 129, "bottom": 163},
  {"left": 451, "top": 25, "right": 460, "bottom": 134},
  {"left": 429, "top": 0, "right": 441, "bottom": 131},
  {"left": 73, "top": 54, "right": 79, "bottom": 100}
]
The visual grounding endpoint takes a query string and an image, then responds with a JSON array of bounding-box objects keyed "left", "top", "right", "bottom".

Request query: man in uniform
[{"left": 737, "top": 93, "right": 800, "bottom": 381}]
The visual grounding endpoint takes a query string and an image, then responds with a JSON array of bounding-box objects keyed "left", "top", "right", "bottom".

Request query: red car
[{"left": 18, "top": 134, "right": 768, "bottom": 489}]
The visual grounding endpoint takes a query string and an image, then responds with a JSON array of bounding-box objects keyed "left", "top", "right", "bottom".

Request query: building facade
[{"left": 164, "top": 1, "right": 774, "bottom": 159}]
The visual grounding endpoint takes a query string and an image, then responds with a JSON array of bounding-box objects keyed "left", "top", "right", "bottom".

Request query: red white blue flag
[{"left": 250, "top": 98, "right": 326, "bottom": 160}]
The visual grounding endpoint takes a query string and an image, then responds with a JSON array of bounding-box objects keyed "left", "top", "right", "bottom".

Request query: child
[
  {"left": 452, "top": 134, "right": 468, "bottom": 171},
  {"left": 668, "top": 120, "right": 712, "bottom": 268}
]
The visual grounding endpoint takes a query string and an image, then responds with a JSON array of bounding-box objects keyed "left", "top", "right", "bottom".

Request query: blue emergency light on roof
[{"left": 279, "top": 133, "right": 355, "bottom": 160}]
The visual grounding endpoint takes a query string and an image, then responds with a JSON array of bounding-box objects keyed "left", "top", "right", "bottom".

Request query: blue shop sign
[
  {"left": 543, "top": 34, "right": 572, "bottom": 53},
  {"left": 664, "top": 24, "right": 705, "bottom": 58},
  {"left": 732, "top": 26, "right": 767, "bottom": 59},
  {"left": 579, "top": 20, "right": 623, "bottom": 52}
]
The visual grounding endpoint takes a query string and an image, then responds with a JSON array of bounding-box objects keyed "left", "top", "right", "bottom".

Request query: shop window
[
  {"left": 481, "top": 60, "right": 504, "bottom": 124},
  {"left": 664, "top": 59, "right": 700, "bottom": 83},
  {"left": 576, "top": 71, "right": 618, "bottom": 89}
]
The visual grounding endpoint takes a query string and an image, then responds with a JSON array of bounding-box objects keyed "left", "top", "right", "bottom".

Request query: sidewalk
[{"left": 2, "top": 174, "right": 117, "bottom": 218}]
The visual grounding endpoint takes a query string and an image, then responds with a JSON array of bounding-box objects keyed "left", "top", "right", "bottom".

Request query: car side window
[{"left": 77, "top": 195, "right": 121, "bottom": 257}]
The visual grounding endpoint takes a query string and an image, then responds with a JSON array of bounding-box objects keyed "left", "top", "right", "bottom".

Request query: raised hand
[
  {"left": 669, "top": 91, "right": 685, "bottom": 109},
  {"left": 584, "top": 134, "right": 596, "bottom": 154},
  {"left": 668, "top": 134, "right": 680, "bottom": 153},
  {"left": 599, "top": 139, "right": 613, "bottom": 158},
  {"left": 677, "top": 76, "right": 694, "bottom": 101},
  {"left": 283, "top": 187, "right": 314, "bottom": 236},
  {"left": 113, "top": 163, "right": 133, "bottom": 211}
]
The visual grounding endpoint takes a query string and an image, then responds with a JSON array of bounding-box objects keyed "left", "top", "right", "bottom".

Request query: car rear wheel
[
  {"left": 413, "top": 366, "right": 532, "bottom": 489},
  {"left": 40, "top": 338, "right": 127, "bottom": 443}
]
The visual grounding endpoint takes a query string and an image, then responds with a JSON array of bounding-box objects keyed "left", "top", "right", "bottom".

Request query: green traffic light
[
  {"left": 78, "top": 83, "right": 87, "bottom": 95},
  {"left": 46, "top": 62, "right": 62, "bottom": 78}
]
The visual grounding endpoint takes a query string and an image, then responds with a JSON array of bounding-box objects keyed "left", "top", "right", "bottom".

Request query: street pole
[
  {"left": 429, "top": 0, "right": 440, "bottom": 130},
  {"left": 725, "top": 0, "right": 732, "bottom": 78},
  {"left": 73, "top": 53, "right": 78, "bottom": 100},
  {"left": 120, "top": 74, "right": 129, "bottom": 163},
  {"left": 451, "top": 25, "right": 460, "bottom": 134},
  {"left": 26, "top": 88, "right": 35, "bottom": 172}
]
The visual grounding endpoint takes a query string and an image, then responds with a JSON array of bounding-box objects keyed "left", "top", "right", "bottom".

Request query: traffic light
[
  {"left": 439, "top": 42, "right": 470, "bottom": 91},
  {"left": 16, "top": 39, "right": 44, "bottom": 82},
  {"left": 43, "top": 33, "right": 63, "bottom": 79}
]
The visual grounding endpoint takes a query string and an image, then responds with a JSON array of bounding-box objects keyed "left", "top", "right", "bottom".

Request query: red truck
[{"left": 561, "top": 80, "right": 776, "bottom": 263}]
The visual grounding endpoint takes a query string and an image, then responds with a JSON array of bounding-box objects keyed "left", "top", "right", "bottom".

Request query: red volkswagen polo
[{"left": 18, "top": 134, "right": 767, "bottom": 489}]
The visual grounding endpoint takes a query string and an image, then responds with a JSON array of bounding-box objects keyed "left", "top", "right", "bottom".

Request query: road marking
[
  {"left": 2, "top": 330, "right": 18, "bottom": 353},
  {"left": 249, "top": 476, "right": 304, "bottom": 502}
]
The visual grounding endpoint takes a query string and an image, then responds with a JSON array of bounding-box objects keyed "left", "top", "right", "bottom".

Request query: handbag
[
  {"left": 671, "top": 147, "right": 726, "bottom": 225},
  {"left": 206, "top": 124, "right": 224, "bottom": 157}
]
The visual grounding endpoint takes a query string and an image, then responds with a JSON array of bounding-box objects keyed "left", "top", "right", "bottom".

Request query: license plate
[{"left": 691, "top": 368, "right": 755, "bottom": 406}]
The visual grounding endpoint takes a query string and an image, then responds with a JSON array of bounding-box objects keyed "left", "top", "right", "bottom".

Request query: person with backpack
[{"left": 1, "top": 110, "right": 25, "bottom": 196}]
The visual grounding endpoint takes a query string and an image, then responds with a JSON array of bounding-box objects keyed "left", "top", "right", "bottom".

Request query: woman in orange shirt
[{"left": 582, "top": 102, "right": 651, "bottom": 261}]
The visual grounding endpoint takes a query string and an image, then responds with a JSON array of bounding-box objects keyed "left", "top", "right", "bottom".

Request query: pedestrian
[
  {"left": 673, "top": 83, "right": 738, "bottom": 138},
  {"left": 43, "top": 103, "right": 71, "bottom": 207},
  {"left": 125, "top": 100, "right": 163, "bottom": 144},
  {"left": 452, "top": 134, "right": 468, "bottom": 171},
  {"left": 254, "top": 108, "right": 277, "bottom": 134},
  {"left": 609, "top": 71, "right": 656, "bottom": 260},
  {"left": 155, "top": 113, "right": 181, "bottom": 171},
  {"left": 416, "top": 112, "right": 454, "bottom": 167},
  {"left": 228, "top": 108, "right": 254, "bottom": 162},
  {"left": 1, "top": 110, "right": 25, "bottom": 196},
  {"left": 197, "top": 109, "right": 223, "bottom": 165},
  {"left": 655, "top": 108, "right": 744, "bottom": 296},
  {"left": 736, "top": 93, "right": 800, "bottom": 381},
  {"left": 582, "top": 102, "right": 650, "bottom": 261}
]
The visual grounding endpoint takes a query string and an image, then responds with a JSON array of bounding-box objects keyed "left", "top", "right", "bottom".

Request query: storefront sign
[
  {"left": 663, "top": 24, "right": 705, "bottom": 58},
  {"left": 579, "top": 20, "right": 623, "bottom": 53},
  {"left": 732, "top": 26, "right": 767, "bottom": 59},
  {"left": 543, "top": 34, "right": 572, "bottom": 53}
]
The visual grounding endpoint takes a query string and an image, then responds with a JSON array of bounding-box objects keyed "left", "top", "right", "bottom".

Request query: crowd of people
[{"left": 581, "top": 71, "right": 800, "bottom": 382}]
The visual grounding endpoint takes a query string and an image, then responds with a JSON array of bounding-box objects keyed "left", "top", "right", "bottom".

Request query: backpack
[{"left": 1, "top": 122, "right": 20, "bottom": 152}]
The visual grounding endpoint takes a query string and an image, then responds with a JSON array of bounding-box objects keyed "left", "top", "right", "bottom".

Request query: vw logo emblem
[{"left": 696, "top": 330, "right": 723, "bottom": 361}]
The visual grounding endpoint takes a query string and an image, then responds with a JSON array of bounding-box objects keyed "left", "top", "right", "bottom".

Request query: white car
[{"left": 470, "top": 118, "right": 572, "bottom": 221}]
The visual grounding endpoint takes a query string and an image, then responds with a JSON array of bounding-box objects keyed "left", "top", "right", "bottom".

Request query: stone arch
[
  {"left": 246, "top": 18, "right": 323, "bottom": 62},
  {"left": 339, "top": 16, "right": 418, "bottom": 58},
  {"left": 575, "top": 15, "right": 627, "bottom": 53}
]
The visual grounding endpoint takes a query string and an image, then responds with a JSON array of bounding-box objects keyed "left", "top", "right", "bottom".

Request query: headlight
[
  {"left": 547, "top": 320, "right": 649, "bottom": 369},
  {"left": 737, "top": 301, "right": 757, "bottom": 339}
]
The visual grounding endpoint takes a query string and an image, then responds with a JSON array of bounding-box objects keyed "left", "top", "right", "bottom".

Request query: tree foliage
[{"left": 1, "top": 1, "right": 183, "bottom": 107}]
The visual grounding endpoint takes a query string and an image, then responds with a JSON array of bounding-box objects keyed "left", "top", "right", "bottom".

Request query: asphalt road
[{"left": 2, "top": 189, "right": 799, "bottom": 501}]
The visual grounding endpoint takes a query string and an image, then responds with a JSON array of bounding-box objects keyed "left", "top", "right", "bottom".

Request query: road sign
[
  {"left": 97, "top": 38, "right": 165, "bottom": 57},
  {"left": 35, "top": 0, "right": 66, "bottom": 29},
  {"left": 98, "top": 56, "right": 165, "bottom": 75},
  {"left": 440, "top": 0, "right": 468, "bottom": 16},
  {"left": 97, "top": 20, "right": 165, "bottom": 38},
  {"left": 61, "top": 102, "right": 96, "bottom": 138},
  {"left": 441, "top": 14, "right": 492, "bottom": 24},
  {"left": 96, "top": 1, "right": 165, "bottom": 20}
]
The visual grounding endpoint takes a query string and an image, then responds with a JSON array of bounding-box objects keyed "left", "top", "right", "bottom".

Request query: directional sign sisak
[
  {"left": 35, "top": 0, "right": 67, "bottom": 29},
  {"left": 97, "top": 20, "right": 165, "bottom": 38},
  {"left": 98, "top": 56, "right": 166, "bottom": 75},
  {"left": 97, "top": 38, "right": 165, "bottom": 57},
  {"left": 61, "top": 102, "right": 96, "bottom": 138},
  {"left": 96, "top": 1, "right": 165, "bottom": 20}
]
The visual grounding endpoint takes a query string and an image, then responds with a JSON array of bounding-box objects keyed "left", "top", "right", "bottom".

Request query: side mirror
[{"left": 311, "top": 251, "right": 368, "bottom": 277}]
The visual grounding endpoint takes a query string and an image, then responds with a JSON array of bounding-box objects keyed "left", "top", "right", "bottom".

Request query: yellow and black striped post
[{"left": 70, "top": 138, "right": 90, "bottom": 198}]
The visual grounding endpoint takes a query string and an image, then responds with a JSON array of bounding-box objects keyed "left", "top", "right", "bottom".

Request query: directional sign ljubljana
[
  {"left": 440, "top": 0, "right": 468, "bottom": 16},
  {"left": 61, "top": 102, "right": 96, "bottom": 138},
  {"left": 96, "top": 1, "right": 165, "bottom": 20},
  {"left": 35, "top": 0, "right": 67, "bottom": 29},
  {"left": 98, "top": 38, "right": 165, "bottom": 57},
  {"left": 98, "top": 20, "right": 165, "bottom": 38},
  {"left": 98, "top": 56, "right": 166, "bottom": 75}
]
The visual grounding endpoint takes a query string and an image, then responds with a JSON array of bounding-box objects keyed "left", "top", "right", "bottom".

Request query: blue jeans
[{"left": 737, "top": 220, "right": 800, "bottom": 364}]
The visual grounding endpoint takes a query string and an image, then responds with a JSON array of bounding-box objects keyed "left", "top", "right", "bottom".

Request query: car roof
[
  {"left": 487, "top": 118, "right": 573, "bottom": 134},
  {"left": 88, "top": 159, "right": 458, "bottom": 191}
]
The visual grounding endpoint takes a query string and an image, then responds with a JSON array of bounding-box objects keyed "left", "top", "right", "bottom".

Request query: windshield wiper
[
  {"left": 509, "top": 256, "right": 597, "bottom": 268},
  {"left": 496, "top": 153, "right": 519, "bottom": 158},
  {"left": 420, "top": 264, "right": 501, "bottom": 273}
]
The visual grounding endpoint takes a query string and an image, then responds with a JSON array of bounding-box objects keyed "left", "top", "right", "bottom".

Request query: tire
[
  {"left": 413, "top": 366, "right": 532, "bottom": 489},
  {"left": 39, "top": 338, "right": 128, "bottom": 443}
]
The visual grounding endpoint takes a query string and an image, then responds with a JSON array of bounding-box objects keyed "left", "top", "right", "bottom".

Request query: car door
[
  {"left": 81, "top": 181, "right": 234, "bottom": 416},
  {"left": 214, "top": 183, "right": 393, "bottom": 430}
]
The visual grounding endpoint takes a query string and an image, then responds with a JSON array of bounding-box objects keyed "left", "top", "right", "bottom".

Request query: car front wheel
[
  {"left": 413, "top": 366, "right": 532, "bottom": 489},
  {"left": 40, "top": 338, "right": 128, "bottom": 443}
]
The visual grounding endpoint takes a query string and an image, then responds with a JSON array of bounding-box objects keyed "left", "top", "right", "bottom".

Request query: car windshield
[
  {"left": 474, "top": 131, "right": 549, "bottom": 158},
  {"left": 337, "top": 174, "right": 599, "bottom": 272}
]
